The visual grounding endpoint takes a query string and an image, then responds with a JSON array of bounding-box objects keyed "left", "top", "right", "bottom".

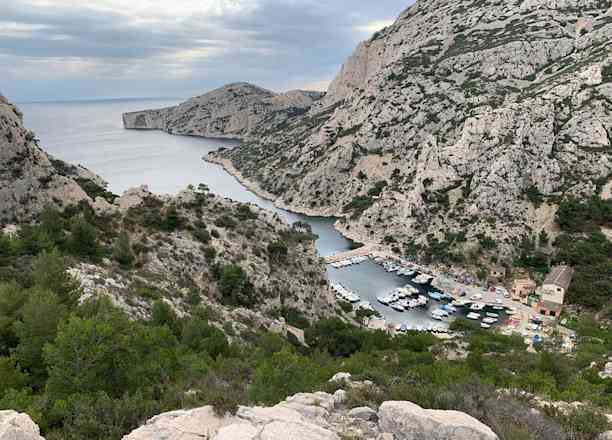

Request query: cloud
[
  {"left": 0, "top": 0, "right": 413, "bottom": 101},
  {"left": 356, "top": 19, "right": 396, "bottom": 34}
]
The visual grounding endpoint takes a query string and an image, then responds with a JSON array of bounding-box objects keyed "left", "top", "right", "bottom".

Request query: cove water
[{"left": 21, "top": 98, "right": 439, "bottom": 327}]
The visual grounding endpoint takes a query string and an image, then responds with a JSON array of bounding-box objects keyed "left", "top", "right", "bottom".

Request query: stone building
[
  {"left": 512, "top": 278, "right": 537, "bottom": 304},
  {"left": 538, "top": 266, "right": 574, "bottom": 319}
]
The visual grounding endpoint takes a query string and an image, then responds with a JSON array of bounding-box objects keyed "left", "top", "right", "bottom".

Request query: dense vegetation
[
  {"left": 554, "top": 196, "right": 612, "bottom": 310},
  {"left": 0, "top": 203, "right": 610, "bottom": 440}
]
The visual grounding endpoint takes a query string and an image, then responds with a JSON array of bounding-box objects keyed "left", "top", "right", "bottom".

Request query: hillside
[
  {"left": 210, "top": 0, "right": 612, "bottom": 265},
  {"left": 0, "top": 95, "right": 112, "bottom": 223},
  {"left": 123, "top": 83, "right": 324, "bottom": 139}
]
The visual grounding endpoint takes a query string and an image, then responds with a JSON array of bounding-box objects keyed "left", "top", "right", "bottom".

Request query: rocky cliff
[
  {"left": 122, "top": 83, "right": 324, "bottom": 139},
  {"left": 209, "top": 0, "right": 612, "bottom": 260},
  {"left": 122, "top": 376, "right": 499, "bottom": 440},
  {"left": 68, "top": 185, "right": 336, "bottom": 326},
  {"left": 0, "top": 94, "right": 112, "bottom": 223},
  {"left": 1, "top": 94, "right": 336, "bottom": 330}
]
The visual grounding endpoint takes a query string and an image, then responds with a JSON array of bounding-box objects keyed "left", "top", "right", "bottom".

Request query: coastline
[{"left": 205, "top": 152, "right": 385, "bottom": 250}]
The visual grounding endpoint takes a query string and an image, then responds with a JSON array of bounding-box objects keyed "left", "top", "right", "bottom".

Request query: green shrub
[
  {"left": 343, "top": 196, "right": 374, "bottom": 218},
  {"left": 112, "top": 231, "right": 135, "bottom": 269},
  {"left": 67, "top": 217, "right": 99, "bottom": 259},
  {"left": 214, "top": 215, "right": 237, "bottom": 229},
  {"left": 267, "top": 241, "right": 288, "bottom": 262},
  {"left": 218, "top": 265, "right": 255, "bottom": 307}
]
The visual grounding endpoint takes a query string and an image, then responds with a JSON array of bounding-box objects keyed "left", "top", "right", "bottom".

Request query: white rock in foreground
[
  {"left": 0, "top": 411, "right": 45, "bottom": 440},
  {"left": 123, "top": 389, "right": 499, "bottom": 440},
  {"left": 378, "top": 401, "right": 498, "bottom": 440}
]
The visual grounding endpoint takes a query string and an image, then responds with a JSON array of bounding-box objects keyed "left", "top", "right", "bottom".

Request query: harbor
[
  {"left": 327, "top": 252, "right": 514, "bottom": 334},
  {"left": 22, "top": 100, "right": 567, "bottom": 347}
]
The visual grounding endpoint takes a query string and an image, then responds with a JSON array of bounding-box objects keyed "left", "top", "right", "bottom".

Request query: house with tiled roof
[{"left": 537, "top": 265, "right": 574, "bottom": 319}]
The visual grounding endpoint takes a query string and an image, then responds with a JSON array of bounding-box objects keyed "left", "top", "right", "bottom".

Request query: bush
[
  {"left": 249, "top": 348, "right": 326, "bottom": 405},
  {"left": 218, "top": 265, "right": 255, "bottom": 307},
  {"left": 214, "top": 215, "right": 237, "bottom": 229},
  {"left": 236, "top": 204, "right": 258, "bottom": 221},
  {"left": 368, "top": 181, "right": 388, "bottom": 197},
  {"left": 161, "top": 205, "right": 181, "bottom": 231},
  {"left": 343, "top": 196, "right": 374, "bottom": 218},
  {"left": 181, "top": 316, "right": 228, "bottom": 359},
  {"left": 67, "top": 217, "right": 98, "bottom": 259},
  {"left": 112, "top": 231, "right": 135, "bottom": 269},
  {"left": 267, "top": 241, "right": 288, "bottom": 262},
  {"left": 193, "top": 227, "right": 211, "bottom": 244}
]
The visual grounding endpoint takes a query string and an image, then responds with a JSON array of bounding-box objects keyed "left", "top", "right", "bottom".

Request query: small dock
[{"left": 325, "top": 245, "right": 379, "bottom": 264}]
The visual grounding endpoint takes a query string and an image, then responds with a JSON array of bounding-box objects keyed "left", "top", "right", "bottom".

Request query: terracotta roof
[{"left": 544, "top": 265, "right": 574, "bottom": 291}]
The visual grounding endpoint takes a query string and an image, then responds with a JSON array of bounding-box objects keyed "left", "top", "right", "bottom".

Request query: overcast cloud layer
[{"left": 0, "top": 0, "right": 412, "bottom": 102}]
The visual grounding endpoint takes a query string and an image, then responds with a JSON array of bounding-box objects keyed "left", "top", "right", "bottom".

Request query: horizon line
[{"left": 16, "top": 96, "right": 184, "bottom": 105}]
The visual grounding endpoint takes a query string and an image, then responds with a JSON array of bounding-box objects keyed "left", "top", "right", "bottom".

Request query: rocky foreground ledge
[
  {"left": 123, "top": 373, "right": 498, "bottom": 440},
  {"left": 4, "top": 373, "right": 612, "bottom": 440},
  {"left": 0, "top": 410, "right": 44, "bottom": 440}
]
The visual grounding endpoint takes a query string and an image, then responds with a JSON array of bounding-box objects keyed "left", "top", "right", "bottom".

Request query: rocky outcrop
[
  {"left": 0, "top": 94, "right": 113, "bottom": 223},
  {"left": 207, "top": 0, "right": 612, "bottom": 261},
  {"left": 1, "top": 93, "right": 335, "bottom": 332},
  {"left": 0, "top": 411, "right": 45, "bottom": 440},
  {"left": 122, "top": 83, "right": 324, "bottom": 139},
  {"left": 378, "top": 401, "right": 498, "bottom": 440},
  {"left": 123, "top": 379, "right": 498, "bottom": 440},
  {"left": 67, "top": 185, "right": 336, "bottom": 324}
]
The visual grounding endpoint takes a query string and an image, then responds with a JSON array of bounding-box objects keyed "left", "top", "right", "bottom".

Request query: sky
[{"left": 0, "top": 0, "right": 413, "bottom": 102}]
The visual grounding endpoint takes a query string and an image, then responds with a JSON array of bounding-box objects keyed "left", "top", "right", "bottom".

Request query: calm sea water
[{"left": 21, "top": 98, "right": 439, "bottom": 327}]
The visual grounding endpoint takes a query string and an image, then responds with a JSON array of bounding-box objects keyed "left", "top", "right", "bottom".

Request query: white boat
[
  {"left": 486, "top": 312, "right": 499, "bottom": 318},
  {"left": 506, "top": 309, "right": 517, "bottom": 316},
  {"left": 407, "top": 286, "right": 420, "bottom": 295},
  {"left": 451, "top": 299, "right": 467, "bottom": 307},
  {"left": 417, "top": 295, "right": 429, "bottom": 306},
  {"left": 483, "top": 317, "right": 498, "bottom": 324},
  {"left": 470, "top": 302, "right": 486, "bottom": 311},
  {"left": 357, "top": 301, "right": 375, "bottom": 312},
  {"left": 481, "top": 323, "right": 492, "bottom": 329},
  {"left": 343, "top": 292, "right": 361, "bottom": 303},
  {"left": 467, "top": 312, "right": 481, "bottom": 320},
  {"left": 470, "top": 293, "right": 483, "bottom": 301},
  {"left": 413, "top": 274, "right": 433, "bottom": 285},
  {"left": 377, "top": 296, "right": 392, "bottom": 305},
  {"left": 391, "top": 303, "right": 405, "bottom": 312}
]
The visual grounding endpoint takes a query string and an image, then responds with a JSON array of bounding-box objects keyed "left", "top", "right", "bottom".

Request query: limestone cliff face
[
  {"left": 213, "top": 0, "right": 612, "bottom": 259},
  {"left": 122, "top": 83, "right": 324, "bottom": 139},
  {"left": 67, "top": 185, "right": 337, "bottom": 325},
  {"left": 0, "top": 94, "right": 111, "bottom": 223}
]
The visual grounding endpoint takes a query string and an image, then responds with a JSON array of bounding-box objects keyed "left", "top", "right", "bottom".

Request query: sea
[{"left": 20, "top": 98, "right": 442, "bottom": 328}]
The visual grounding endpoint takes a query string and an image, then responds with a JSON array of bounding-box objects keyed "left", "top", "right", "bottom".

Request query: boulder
[
  {"left": 122, "top": 390, "right": 501, "bottom": 440},
  {"left": 0, "top": 411, "right": 45, "bottom": 440},
  {"left": 348, "top": 406, "right": 378, "bottom": 422},
  {"left": 122, "top": 406, "right": 233, "bottom": 440},
  {"left": 329, "top": 372, "right": 352, "bottom": 383},
  {"left": 333, "top": 390, "right": 347, "bottom": 407},
  {"left": 378, "top": 401, "right": 498, "bottom": 440}
]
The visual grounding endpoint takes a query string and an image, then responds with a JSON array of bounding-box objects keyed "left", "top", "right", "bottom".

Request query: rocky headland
[
  {"left": 122, "top": 83, "right": 323, "bottom": 140},
  {"left": 0, "top": 94, "right": 113, "bottom": 223},
  {"left": 125, "top": 0, "right": 612, "bottom": 263}
]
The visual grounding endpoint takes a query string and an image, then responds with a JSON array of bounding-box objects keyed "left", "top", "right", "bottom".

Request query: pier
[{"left": 325, "top": 245, "right": 380, "bottom": 264}]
